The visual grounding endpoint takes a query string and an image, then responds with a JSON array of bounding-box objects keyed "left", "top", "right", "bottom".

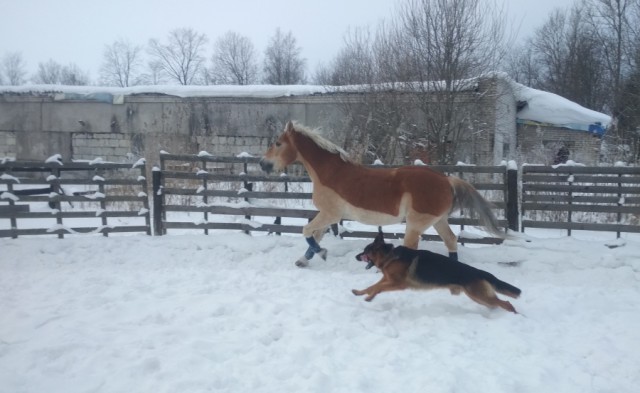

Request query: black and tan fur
[{"left": 352, "top": 230, "right": 521, "bottom": 313}]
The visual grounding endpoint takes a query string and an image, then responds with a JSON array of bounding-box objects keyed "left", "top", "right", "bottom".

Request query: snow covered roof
[
  {"left": 510, "top": 81, "right": 611, "bottom": 136},
  {"left": 0, "top": 84, "right": 329, "bottom": 99},
  {"left": 1, "top": 76, "right": 612, "bottom": 136}
]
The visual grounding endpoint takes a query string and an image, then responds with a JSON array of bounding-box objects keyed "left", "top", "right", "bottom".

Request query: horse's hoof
[
  {"left": 295, "top": 257, "right": 309, "bottom": 268},
  {"left": 318, "top": 248, "right": 328, "bottom": 260}
]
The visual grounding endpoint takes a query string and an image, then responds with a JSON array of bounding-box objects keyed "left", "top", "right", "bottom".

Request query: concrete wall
[
  {"left": 517, "top": 124, "right": 602, "bottom": 165},
  {"left": 0, "top": 94, "right": 348, "bottom": 165},
  {"left": 0, "top": 79, "right": 516, "bottom": 166}
]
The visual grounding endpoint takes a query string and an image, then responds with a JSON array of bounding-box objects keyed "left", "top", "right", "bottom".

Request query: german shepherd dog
[{"left": 353, "top": 230, "right": 521, "bottom": 313}]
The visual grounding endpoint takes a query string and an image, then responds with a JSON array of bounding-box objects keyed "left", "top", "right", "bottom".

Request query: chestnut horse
[{"left": 260, "top": 121, "right": 503, "bottom": 267}]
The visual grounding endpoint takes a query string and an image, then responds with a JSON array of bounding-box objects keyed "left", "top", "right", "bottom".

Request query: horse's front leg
[{"left": 295, "top": 212, "right": 339, "bottom": 267}]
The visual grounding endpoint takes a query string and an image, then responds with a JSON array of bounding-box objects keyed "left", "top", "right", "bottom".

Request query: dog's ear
[{"left": 374, "top": 227, "right": 385, "bottom": 244}]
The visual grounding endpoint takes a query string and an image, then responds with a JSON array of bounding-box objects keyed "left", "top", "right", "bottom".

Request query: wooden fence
[
  {"left": 0, "top": 159, "right": 151, "bottom": 238},
  {"left": 3, "top": 154, "right": 638, "bottom": 241},
  {"left": 522, "top": 165, "right": 640, "bottom": 236},
  {"left": 153, "top": 153, "right": 516, "bottom": 244}
]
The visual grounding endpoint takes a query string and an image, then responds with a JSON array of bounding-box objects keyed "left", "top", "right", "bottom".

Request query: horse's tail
[{"left": 448, "top": 177, "right": 504, "bottom": 239}]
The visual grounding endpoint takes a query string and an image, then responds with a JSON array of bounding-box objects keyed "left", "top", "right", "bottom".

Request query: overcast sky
[{"left": 1, "top": 0, "right": 577, "bottom": 82}]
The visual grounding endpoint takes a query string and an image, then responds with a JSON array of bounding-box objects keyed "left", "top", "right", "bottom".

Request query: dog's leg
[
  {"left": 449, "top": 285, "right": 463, "bottom": 295},
  {"left": 364, "top": 282, "right": 409, "bottom": 301},
  {"left": 464, "top": 281, "right": 518, "bottom": 314},
  {"left": 353, "top": 280, "right": 407, "bottom": 302},
  {"left": 497, "top": 300, "right": 517, "bottom": 313},
  {"left": 352, "top": 278, "right": 388, "bottom": 297}
]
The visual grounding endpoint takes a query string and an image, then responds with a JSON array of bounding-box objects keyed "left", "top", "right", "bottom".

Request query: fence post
[
  {"left": 617, "top": 173, "right": 622, "bottom": 239},
  {"left": 506, "top": 167, "right": 519, "bottom": 232},
  {"left": 97, "top": 170, "right": 108, "bottom": 237},
  {"left": 567, "top": 170, "right": 573, "bottom": 237},
  {"left": 6, "top": 178, "right": 18, "bottom": 239},
  {"left": 201, "top": 158, "right": 209, "bottom": 236},
  {"left": 243, "top": 160, "right": 251, "bottom": 235},
  {"left": 52, "top": 168, "right": 64, "bottom": 239},
  {"left": 152, "top": 168, "right": 164, "bottom": 236}
]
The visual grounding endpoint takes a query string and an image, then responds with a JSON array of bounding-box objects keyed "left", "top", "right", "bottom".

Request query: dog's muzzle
[
  {"left": 259, "top": 159, "right": 273, "bottom": 173},
  {"left": 356, "top": 252, "right": 374, "bottom": 270}
]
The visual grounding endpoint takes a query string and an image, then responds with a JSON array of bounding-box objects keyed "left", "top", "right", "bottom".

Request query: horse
[{"left": 259, "top": 121, "right": 504, "bottom": 267}]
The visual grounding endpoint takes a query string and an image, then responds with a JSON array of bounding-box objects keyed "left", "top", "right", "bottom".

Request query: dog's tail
[
  {"left": 488, "top": 276, "right": 521, "bottom": 298},
  {"left": 448, "top": 176, "right": 504, "bottom": 239}
]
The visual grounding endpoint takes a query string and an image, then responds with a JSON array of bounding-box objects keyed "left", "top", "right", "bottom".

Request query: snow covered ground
[{"left": 1, "top": 229, "right": 639, "bottom": 393}]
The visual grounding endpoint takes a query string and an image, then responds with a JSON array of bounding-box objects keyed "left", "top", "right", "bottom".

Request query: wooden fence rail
[
  {"left": 3, "top": 155, "right": 638, "bottom": 241},
  {"left": 0, "top": 160, "right": 151, "bottom": 238},
  {"left": 522, "top": 165, "right": 640, "bottom": 237}
]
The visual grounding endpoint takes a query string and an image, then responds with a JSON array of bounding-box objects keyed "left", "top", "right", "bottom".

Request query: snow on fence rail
[
  {"left": 522, "top": 165, "right": 640, "bottom": 237},
  {"left": 0, "top": 159, "right": 150, "bottom": 238},
  {"left": 154, "top": 153, "right": 515, "bottom": 244}
]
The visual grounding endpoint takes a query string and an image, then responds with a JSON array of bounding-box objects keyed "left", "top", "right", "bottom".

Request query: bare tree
[
  {"left": 1, "top": 52, "right": 27, "bottom": 85},
  {"left": 312, "top": 62, "right": 332, "bottom": 85},
  {"left": 324, "top": 27, "right": 376, "bottom": 86},
  {"left": 591, "top": 0, "right": 640, "bottom": 161},
  {"left": 318, "top": 0, "right": 510, "bottom": 164},
  {"left": 33, "top": 59, "right": 62, "bottom": 84},
  {"left": 395, "top": 0, "right": 509, "bottom": 163},
  {"left": 148, "top": 28, "right": 208, "bottom": 85},
  {"left": 210, "top": 31, "right": 258, "bottom": 85},
  {"left": 139, "top": 60, "right": 168, "bottom": 85},
  {"left": 100, "top": 39, "right": 143, "bottom": 87},
  {"left": 505, "top": 44, "right": 542, "bottom": 88},
  {"left": 32, "top": 60, "right": 89, "bottom": 85},
  {"left": 371, "top": 19, "right": 416, "bottom": 83},
  {"left": 263, "top": 28, "right": 306, "bottom": 84},
  {"left": 531, "top": 5, "right": 607, "bottom": 110},
  {"left": 619, "top": 50, "right": 640, "bottom": 162},
  {"left": 60, "top": 63, "right": 90, "bottom": 85},
  {"left": 583, "top": 0, "right": 638, "bottom": 138},
  {"left": 319, "top": 26, "right": 411, "bottom": 163}
]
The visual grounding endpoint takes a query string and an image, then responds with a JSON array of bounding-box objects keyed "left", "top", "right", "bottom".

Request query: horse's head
[{"left": 260, "top": 121, "right": 298, "bottom": 173}]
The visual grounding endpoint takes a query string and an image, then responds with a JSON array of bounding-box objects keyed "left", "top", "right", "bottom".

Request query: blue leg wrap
[
  {"left": 304, "top": 236, "right": 323, "bottom": 259},
  {"left": 449, "top": 252, "right": 458, "bottom": 261},
  {"left": 306, "top": 236, "right": 322, "bottom": 252},
  {"left": 304, "top": 247, "right": 315, "bottom": 260}
]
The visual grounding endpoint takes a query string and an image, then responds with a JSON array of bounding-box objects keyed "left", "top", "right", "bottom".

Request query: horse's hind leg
[
  {"left": 404, "top": 213, "right": 438, "bottom": 250},
  {"left": 434, "top": 217, "right": 458, "bottom": 260},
  {"left": 403, "top": 227, "right": 423, "bottom": 250}
]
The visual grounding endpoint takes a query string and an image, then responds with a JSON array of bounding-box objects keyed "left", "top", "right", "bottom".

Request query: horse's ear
[{"left": 285, "top": 121, "right": 294, "bottom": 133}]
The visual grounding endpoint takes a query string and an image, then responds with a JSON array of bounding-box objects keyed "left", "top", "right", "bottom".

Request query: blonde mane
[{"left": 291, "top": 122, "right": 352, "bottom": 163}]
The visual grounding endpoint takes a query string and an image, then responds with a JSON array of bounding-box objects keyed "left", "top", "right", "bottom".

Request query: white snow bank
[{"left": 1, "top": 232, "right": 639, "bottom": 393}]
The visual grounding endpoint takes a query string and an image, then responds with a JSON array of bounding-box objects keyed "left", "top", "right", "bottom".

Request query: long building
[{"left": 0, "top": 74, "right": 611, "bottom": 166}]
